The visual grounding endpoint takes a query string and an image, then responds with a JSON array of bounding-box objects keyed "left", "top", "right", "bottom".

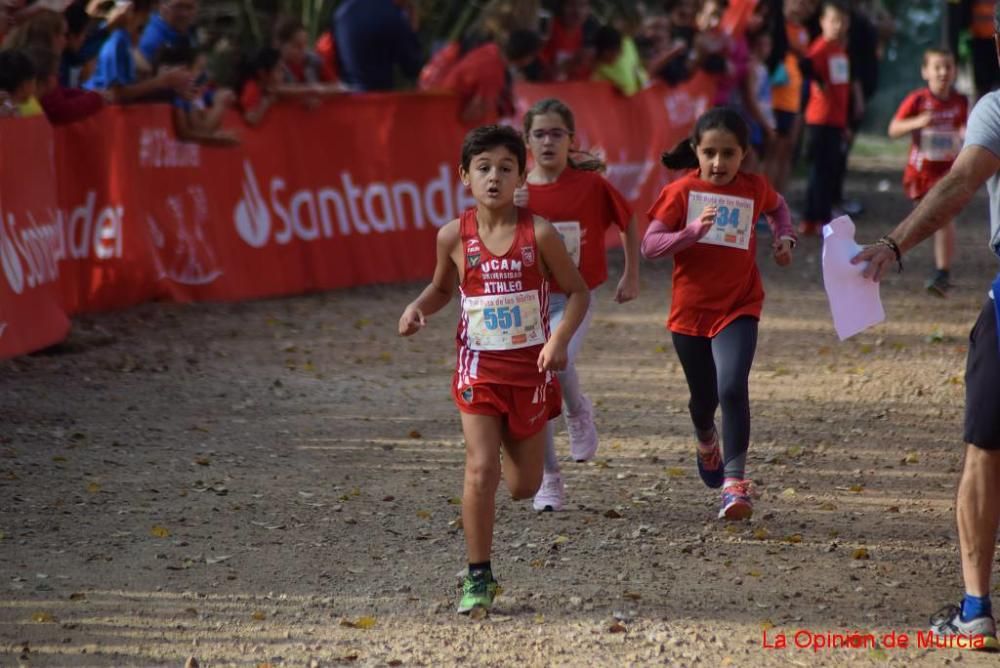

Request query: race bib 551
[{"left": 464, "top": 290, "right": 544, "bottom": 351}]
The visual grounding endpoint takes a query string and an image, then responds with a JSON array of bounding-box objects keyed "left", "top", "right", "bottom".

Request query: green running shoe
[{"left": 457, "top": 571, "right": 500, "bottom": 614}]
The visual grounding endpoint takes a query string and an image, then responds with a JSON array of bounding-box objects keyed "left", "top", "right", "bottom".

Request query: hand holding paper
[{"left": 822, "top": 216, "right": 885, "bottom": 340}]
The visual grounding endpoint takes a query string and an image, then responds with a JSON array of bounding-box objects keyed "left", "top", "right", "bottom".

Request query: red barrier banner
[
  {"left": 0, "top": 76, "right": 714, "bottom": 359},
  {"left": 0, "top": 117, "right": 71, "bottom": 359}
]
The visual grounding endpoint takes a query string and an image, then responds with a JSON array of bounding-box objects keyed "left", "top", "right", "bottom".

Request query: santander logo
[
  {"left": 0, "top": 192, "right": 124, "bottom": 295},
  {"left": 233, "top": 161, "right": 476, "bottom": 248},
  {"left": 0, "top": 214, "right": 24, "bottom": 295}
]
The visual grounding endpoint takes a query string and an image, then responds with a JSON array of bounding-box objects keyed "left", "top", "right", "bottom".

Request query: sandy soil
[{"left": 1, "top": 159, "right": 999, "bottom": 667}]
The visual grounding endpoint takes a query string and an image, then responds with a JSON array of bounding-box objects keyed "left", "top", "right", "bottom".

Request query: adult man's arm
[{"left": 853, "top": 145, "right": 1000, "bottom": 280}]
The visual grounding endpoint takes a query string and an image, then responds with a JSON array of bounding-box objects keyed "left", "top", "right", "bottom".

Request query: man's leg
[{"left": 957, "top": 445, "right": 1000, "bottom": 599}]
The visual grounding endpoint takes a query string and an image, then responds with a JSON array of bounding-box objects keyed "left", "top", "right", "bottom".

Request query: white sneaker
[
  {"left": 566, "top": 395, "right": 598, "bottom": 462},
  {"left": 532, "top": 472, "right": 565, "bottom": 512}
]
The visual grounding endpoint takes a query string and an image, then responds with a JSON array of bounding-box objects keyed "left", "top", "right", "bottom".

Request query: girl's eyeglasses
[{"left": 529, "top": 128, "right": 572, "bottom": 141}]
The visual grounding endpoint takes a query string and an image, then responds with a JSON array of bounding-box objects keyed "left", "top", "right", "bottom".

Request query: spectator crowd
[{"left": 0, "top": 0, "right": 993, "bottom": 240}]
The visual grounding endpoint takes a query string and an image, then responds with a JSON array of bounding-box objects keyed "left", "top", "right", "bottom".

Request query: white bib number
[
  {"left": 687, "top": 191, "right": 755, "bottom": 250},
  {"left": 920, "top": 128, "right": 961, "bottom": 162},
  {"left": 465, "top": 290, "right": 544, "bottom": 351},
  {"left": 552, "top": 221, "right": 582, "bottom": 267},
  {"left": 829, "top": 55, "right": 849, "bottom": 85}
]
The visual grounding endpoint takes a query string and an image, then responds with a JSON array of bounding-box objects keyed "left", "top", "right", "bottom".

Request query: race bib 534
[{"left": 687, "top": 191, "right": 755, "bottom": 250}]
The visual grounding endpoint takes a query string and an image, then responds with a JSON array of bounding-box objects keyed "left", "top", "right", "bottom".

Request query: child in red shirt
[
  {"left": 800, "top": 0, "right": 851, "bottom": 235},
  {"left": 398, "top": 125, "right": 589, "bottom": 614},
  {"left": 442, "top": 30, "right": 541, "bottom": 126},
  {"left": 515, "top": 97, "right": 640, "bottom": 511},
  {"left": 642, "top": 107, "right": 795, "bottom": 520},
  {"left": 888, "top": 48, "right": 968, "bottom": 296}
]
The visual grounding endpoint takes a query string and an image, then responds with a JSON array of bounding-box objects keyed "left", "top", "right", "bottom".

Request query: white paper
[{"left": 821, "top": 216, "right": 885, "bottom": 340}]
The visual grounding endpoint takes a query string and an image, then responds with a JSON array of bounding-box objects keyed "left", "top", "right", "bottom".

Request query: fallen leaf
[
  {"left": 552, "top": 535, "right": 570, "bottom": 545},
  {"left": 603, "top": 509, "right": 622, "bottom": 519},
  {"left": 340, "top": 616, "right": 376, "bottom": 629},
  {"left": 623, "top": 591, "right": 641, "bottom": 600},
  {"left": 251, "top": 611, "right": 266, "bottom": 621},
  {"left": 534, "top": 613, "right": 545, "bottom": 624},
  {"left": 86, "top": 482, "right": 101, "bottom": 493},
  {"left": 415, "top": 510, "right": 431, "bottom": 520},
  {"left": 886, "top": 506, "right": 900, "bottom": 513},
  {"left": 903, "top": 452, "right": 919, "bottom": 464},
  {"left": 529, "top": 559, "right": 544, "bottom": 569},
  {"left": 748, "top": 570, "right": 762, "bottom": 578},
  {"left": 408, "top": 430, "right": 422, "bottom": 439},
  {"left": 752, "top": 528, "right": 769, "bottom": 540},
  {"left": 468, "top": 607, "right": 488, "bottom": 621},
  {"left": 849, "top": 484, "right": 864, "bottom": 493},
  {"left": 608, "top": 621, "right": 627, "bottom": 633},
  {"left": 760, "top": 619, "right": 774, "bottom": 630},
  {"left": 447, "top": 497, "right": 462, "bottom": 505},
  {"left": 819, "top": 502, "right": 837, "bottom": 511},
  {"left": 780, "top": 487, "right": 796, "bottom": 497},
  {"left": 852, "top": 548, "right": 870, "bottom": 560},
  {"left": 69, "top": 592, "right": 86, "bottom": 601},
  {"left": 32, "top": 611, "right": 56, "bottom": 623},
  {"left": 150, "top": 525, "right": 170, "bottom": 538},
  {"left": 194, "top": 458, "right": 210, "bottom": 466},
  {"left": 785, "top": 445, "right": 803, "bottom": 458},
  {"left": 665, "top": 467, "right": 685, "bottom": 478},
  {"left": 52, "top": 455, "right": 66, "bottom": 463},
  {"left": 784, "top": 534, "right": 803, "bottom": 544}
]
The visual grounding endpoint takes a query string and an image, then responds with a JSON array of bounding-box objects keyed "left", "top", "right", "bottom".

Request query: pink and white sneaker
[
  {"left": 719, "top": 479, "right": 754, "bottom": 520},
  {"left": 566, "top": 395, "right": 598, "bottom": 462},
  {"left": 533, "top": 472, "right": 565, "bottom": 512}
]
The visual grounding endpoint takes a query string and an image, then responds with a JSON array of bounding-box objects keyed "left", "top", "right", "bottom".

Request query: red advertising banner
[
  {"left": 0, "top": 76, "right": 714, "bottom": 359},
  {"left": 0, "top": 117, "right": 71, "bottom": 359}
]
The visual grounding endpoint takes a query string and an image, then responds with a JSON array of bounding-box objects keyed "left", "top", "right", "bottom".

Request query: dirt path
[{"left": 1, "top": 161, "right": 998, "bottom": 666}]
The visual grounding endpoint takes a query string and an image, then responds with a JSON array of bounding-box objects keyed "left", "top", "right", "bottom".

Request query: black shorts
[
  {"left": 964, "top": 299, "right": 1000, "bottom": 449},
  {"left": 774, "top": 109, "right": 798, "bottom": 136}
]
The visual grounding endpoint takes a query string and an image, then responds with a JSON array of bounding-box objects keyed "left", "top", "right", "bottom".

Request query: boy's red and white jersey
[
  {"left": 455, "top": 207, "right": 551, "bottom": 389},
  {"left": 894, "top": 88, "right": 968, "bottom": 198}
]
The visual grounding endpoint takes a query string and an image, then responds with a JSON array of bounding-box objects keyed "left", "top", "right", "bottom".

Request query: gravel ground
[{"left": 1, "top": 160, "right": 998, "bottom": 667}]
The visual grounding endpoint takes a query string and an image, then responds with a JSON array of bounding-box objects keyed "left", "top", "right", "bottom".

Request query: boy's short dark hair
[
  {"left": 923, "top": 47, "right": 954, "bottom": 65},
  {"left": 26, "top": 44, "right": 58, "bottom": 81},
  {"left": 821, "top": 0, "right": 849, "bottom": 17},
  {"left": 156, "top": 44, "right": 197, "bottom": 70},
  {"left": 460, "top": 125, "right": 527, "bottom": 174},
  {"left": 505, "top": 29, "right": 541, "bottom": 62},
  {"left": 594, "top": 25, "right": 622, "bottom": 56},
  {"left": 133, "top": 0, "right": 156, "bottom": 13},
  {"left": 0, "top": 50, "right": 37, "bottom": 93},
  {"left": 65, "top": 2, "right": 91, "bottom": 37},
  {"left": 275, "top": 16, "right": 305, "bottom": 44}
]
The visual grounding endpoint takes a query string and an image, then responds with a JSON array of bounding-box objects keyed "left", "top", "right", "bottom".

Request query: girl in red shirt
[
  {"left": 398, "top": 125, "right": 589, "bottom": 614},
  {"left": 516, "top": 97, "right": 640, "bottom": 511},
  {"left": 642, "top": 107, "right": 795, "bottom": 520}
]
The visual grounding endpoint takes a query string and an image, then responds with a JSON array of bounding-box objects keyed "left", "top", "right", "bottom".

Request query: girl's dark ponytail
[
  {"left": 661, "top": 140, "right": 699, "bottom": 170},
  {"left": 660, "top": 106, "right": 749, "bottom": 171}
]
